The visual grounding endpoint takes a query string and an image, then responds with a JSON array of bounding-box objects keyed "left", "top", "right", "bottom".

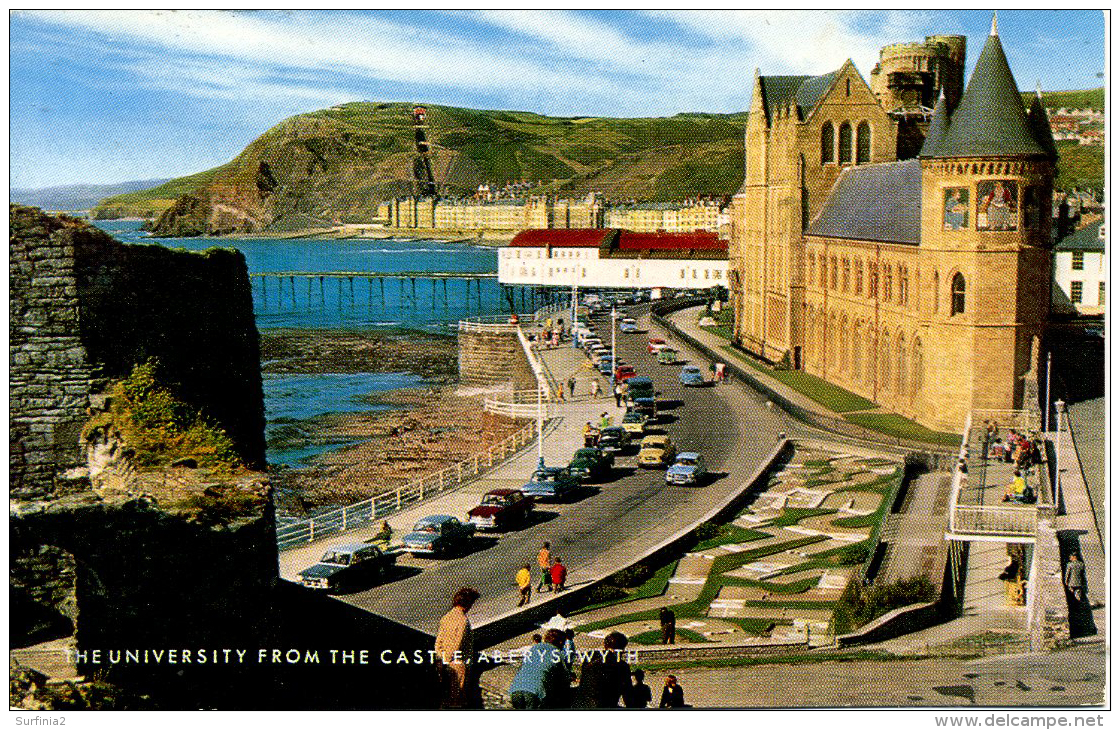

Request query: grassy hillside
[
  {"left": 99, "top": 102, "right": 749, "bottom": 232},
  {"left": 1055, "top": 141, "right": 1105, "bottom": 191},
  {"left": 1021, "top": 87, "right": 1104, "bottom": 110},
  {"left": 92, "top": 166, "right": 230, "bottom": 219}
]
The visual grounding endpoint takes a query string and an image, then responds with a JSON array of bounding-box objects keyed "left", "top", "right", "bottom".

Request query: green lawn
[
  {"left": 570, "top": 560, "right": 679, "bottom": 615},
  {"left": 719, "top": 346, "right": 877, "bottom": 412},
  {"left": 629, "top": 628, "right": 711, "bottom": 645},
  {"left": 693, "top": 524, "right": 770, "bottom": 551},
  {"left": 843, "top": 412, "right": 961, "bottom": 445}
]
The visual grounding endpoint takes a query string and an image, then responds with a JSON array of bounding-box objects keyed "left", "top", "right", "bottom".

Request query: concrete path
[{"left": 876, "top": 471, "right": 951, "bottom": 585}]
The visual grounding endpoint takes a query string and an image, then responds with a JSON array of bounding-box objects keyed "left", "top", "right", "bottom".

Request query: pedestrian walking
[
  {"left": 659, "top": 675, "right": 685, "bottom": 708},
  {"left": 434, "top": 587, "right": 480, "bottom": 708},
  {"left": 568, "top": 376, "right": 576, "bottom": 397},
  {"left": 614, "top": 383, "right": 624, "bottom": 407},
  {"left": 537, "top": 542, "right": 553, "bottom": 592},
  {"left": 624, "top": 669, "right": 653, "bottom": 708},
  {"left": 1064, "top": 553, "right": 1088, "bottom": 603},
  {"left": 509, "top": 629, "right": 571, "bottom": 708},
  {"left": 556, "top": 383, "right": 566, "bottom": 402},
  {"left": 551, "top": 557, "right": 568, "bottom": 592},
  {"left": 599, "top": 412, "right": 612, "bottom": 430},
  {"left": 591, "top": 379, "right": 602, "bottom": 399},
  {"left": 516, "top": 564, "right": 533, "bottom": 607},
  {"left": 715, "top": 362, "right": 726, "bottom": 382},
  {"left": 659, "top": 607, "right": 676, "bottom": 645}
]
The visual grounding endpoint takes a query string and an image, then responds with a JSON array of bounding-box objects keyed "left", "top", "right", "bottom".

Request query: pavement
[{"left": 278, "top": 304, "right": 792, "bottom": 636}]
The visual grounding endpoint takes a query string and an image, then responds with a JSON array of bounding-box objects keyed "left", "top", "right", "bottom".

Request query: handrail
[{"left": 276, "top": 419, "right": 539, "bottom": 550}]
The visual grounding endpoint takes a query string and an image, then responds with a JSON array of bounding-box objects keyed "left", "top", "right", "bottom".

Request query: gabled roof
[
  {"left": 926, "top": 25, "right": 1048, "bottom": 158},
  {"left": 758, "top": 68, "right": 841, "bottom": 122},
  {"left": 808, "top": 160, "right": 922, "bottom": 245},
  {"left": 1055, "top": 221, "right": 1104, "bottom": 252}
]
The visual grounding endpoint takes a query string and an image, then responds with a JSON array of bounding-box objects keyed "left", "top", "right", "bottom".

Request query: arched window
[
  {"left": 883, "top": 264, "right": 893, "bottom": 301},
  {"left": 912, "top": 338, "right": 924, "bottom": 397},
  {"left": 897, "top": 333, "right": 907, "bottom": 397},
  {"left": 838, "top": 123, "right": 853, "bottom": 164},
  {"left": 852, "top": 320, "right": 862, "bottom": 382},
  {"left": 854, "top": 258, "right": 863, "bottom": 295},
  {"left": 800, "top": 155, "right": 809, "bottom": 231},
  {"left": 856, "top": 121, "right": 871, "bottom": 164},
  {"left": 821, "top": 123, "right": 835, "bottom": 164},
  {"left": 951, "top": 272, "right": 966, "bottom": 315},
  {"left": 846, "top": 78, "right": 851, "bottom": 97},
  {"left": 819, "top": 255, "right": 827, "bottom": 287},
  {"left": 842, "top": 258, "right": 850, "bottom": 292},
  {"left": 933, "top": 270, "right": 940, "bottom": 313},
  {"left": 830, "top": 257, "right": 838, "bottom": 289}
]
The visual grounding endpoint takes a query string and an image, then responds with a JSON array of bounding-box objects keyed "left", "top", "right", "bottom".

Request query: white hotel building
[
  {"left": 1052, "top": 221, "right": 1106, "bottom": 316},
  {"left": 498, "top": 229, "right": 729, "bottom": 291}
]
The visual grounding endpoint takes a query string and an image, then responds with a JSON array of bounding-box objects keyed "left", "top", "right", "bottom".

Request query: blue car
[
  {"left": 678, "top": 365, "right": 708, "bottom": 387},
  {"left": 618, "top": 317, "right": 639, "bottom": 333},
  {"left": 666, "top": 452, "right": 708, "bottom": 486},
  {"left": 598, "top": 357, "right": 622, "bottom": 375},
  {"left": 401, "top": 515, "right": 476, "bottom": 557},
  {"left": 521, "top": 466, "right": 579, "bottom": 501}
]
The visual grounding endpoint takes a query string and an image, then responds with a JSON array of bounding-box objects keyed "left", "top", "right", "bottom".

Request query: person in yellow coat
[{"left": 516, "top": 563, "right": 532, "bottom": 607}]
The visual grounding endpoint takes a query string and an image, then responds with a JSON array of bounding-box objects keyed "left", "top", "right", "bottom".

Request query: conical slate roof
[
  {"left": 1026, "top": 87, "right": 1058, "bottom": 157},
  {"left": 919, "top": 89, "right": 952, "bottom": 157},
  {"left": 928, "top": 24, "right": 1047, "bottom": 158}
]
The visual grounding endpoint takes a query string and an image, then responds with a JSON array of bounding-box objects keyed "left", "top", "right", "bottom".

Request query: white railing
[
  {"left": 276, "top": 419, "right": 539, "bottom": 550},
  {"left": 458, "top": 317, "right": 520, "bottom": 333},
  {"left": 483, "top": 398, "right": 550, "bottom": 418},
  {"left": 951, "top": 504, "right": 1038, "bottom": 536},
  {"left": 517, "top": 326, "right": 556, "bottom": 397}
]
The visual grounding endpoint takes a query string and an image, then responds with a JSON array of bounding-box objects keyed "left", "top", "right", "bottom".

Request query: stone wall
[
  {"left": 9, "top": 205, "right": 266, "bottom": 498},
  {"left": 458, "top": 324, "right": 536, "bottom": 390}
]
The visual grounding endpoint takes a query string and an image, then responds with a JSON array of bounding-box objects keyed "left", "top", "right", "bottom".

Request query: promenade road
[{"left": 278, "top": 305, "right": 791, "bottom": 637}]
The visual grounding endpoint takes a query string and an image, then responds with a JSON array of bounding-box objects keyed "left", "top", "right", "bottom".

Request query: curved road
[{"left": 325, "top": 305, "right": 795, "bottom": 635}]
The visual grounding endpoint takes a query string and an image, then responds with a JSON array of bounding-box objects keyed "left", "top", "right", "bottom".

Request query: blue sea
[{"left": 93, "top": 220, "right": 511, "bottom": 467}]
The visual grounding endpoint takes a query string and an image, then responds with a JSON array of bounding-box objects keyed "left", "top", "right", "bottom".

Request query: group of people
[
  {"left": 582, "top": 414, "right": 615, "bottom": 447},
  {"left": 522, "top": 541, "right": 566, "bottom": 599},
  {"left": 509, "top": 629, "right": 687, "bottom": 708},
  {"left": 983, "top": 423, "right": 1040, "bottom": 470}
]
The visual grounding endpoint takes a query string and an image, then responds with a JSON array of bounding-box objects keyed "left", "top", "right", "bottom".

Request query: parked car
[
  {"left": 598, "top": 426, "right": 632, "bottom": 454},
  {"left": 618, "top": 317, "right": 639, "bottom": 333},
  {"left": 401, "top": 515, "right": 476, "bottom": 557},
  {"left": 614, "top": 364, "right": 637, "bottom": 382},
  {"left": 468, "top": 489, "right": 534, "bottom": 531},
  {"left": 298, "top": 543, "right": 397, "bottom": 592},
  {"left": 657, "top": 348, "right": 680, "bottom": 365},
  {"left": 666, "top": 452, "right": 708, "bottom": 486},
  {"left": 621, "top": 409, "right": 649, "bottom": 436},
  {"left": 647, "top": 337, "right": 668, "bottom": 353},
  {"left": 598, "top": 357, "right": 623, "bottom": 375},
  {"left": 568, "top": 447, "right": 614, "bottom": 482},
  {"left": 521, "top": 466, "right": 579, "bottom": 501},
  {"left": 626, "top": 376, "right": 658, "bottom": 416},
  {"left": 678, "top": 365, "right": 708, "bottom": 386},
  {"left": 638, "top": 434, "right": 676, "bottom": 468}
]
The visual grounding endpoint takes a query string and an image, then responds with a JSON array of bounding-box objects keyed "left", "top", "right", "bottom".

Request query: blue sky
[{"left": 9, "top": 9, "right": 1105, "bottom": 189}]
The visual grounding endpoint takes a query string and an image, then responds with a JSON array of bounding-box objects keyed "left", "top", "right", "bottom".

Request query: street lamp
[
  {"left": 1054, "top": 399, "right": 1065, "bottom": 506},
  {"left": 537, "top": 378, "right": 545, "bottom": 471},
  {"left": 571, "top": 269, "right": 579, "bottom": 349},
  {"left": 610, "top": 305, "right": 618, "bottom": 387}
]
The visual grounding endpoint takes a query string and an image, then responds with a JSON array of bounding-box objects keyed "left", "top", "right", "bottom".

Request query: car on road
[
  {"left": 582, "top": 337, "right": 603, "bottom": 351},
  {"left": 598, "top": 357, "right": 623, "bottom": 375},
  {"left": 647, "top": 337, "right": 668, "bottom": 353},
  {"left": 657, "top": 348, "right": 680, "bottom": 365},
  {"left": 614, "top": 364, "right": 637, "bottom": 382},
  {"left": 678, "top": 365, "right": 708, "bottom": 386},
  {"left": 597, "top": 426, "right": 632, "bottom": 454},
  {"left": 621, "top": 409, "right": 649, "bottom": 436},
  {"left": 568, "top": 447, "right": 614, "bottom": 482},
  {"left": 618, "top": 317, "right": 639, "bottom": 333},
  {"left": 521, "top": 466, "right": 579, "bottom": 501},
  {"left": 626, "top": 376, "right": 658, "bottom": 416},
  {"left": 402, "top": 515, "right": 476, "bottom": 557},
  {"left": 468, "top": 488, "right": 534, "bottom": 531},
  {"left": 638, "top": 434, "right": 676, "bottom": 468},
  {"left": 666, "top": 452, "right": 708, "bottom": 486},
  {"left": 298, "top": 543, "right": 397, "bottom": 591}
]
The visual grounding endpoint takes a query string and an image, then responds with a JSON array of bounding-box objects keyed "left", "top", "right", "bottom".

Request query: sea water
[{"left": 92, "top": 220, "right": 506, "bottom": 466}]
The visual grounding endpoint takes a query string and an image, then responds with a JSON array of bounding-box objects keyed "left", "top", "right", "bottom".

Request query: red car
[
  {"left": 467, "top": 489, "right": 534, "bottom": 531},
  {"left": 615, "top": 364, "right": 637, "bottom": 382},
  {"left": 647, "top": 337, "right": 668, "bottom": 353}
]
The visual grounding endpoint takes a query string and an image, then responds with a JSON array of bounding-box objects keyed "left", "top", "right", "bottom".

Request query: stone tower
[
  {"left": 870, "top": 34, "right": 966, "bottom": 159},
  {"left": 914, "top": 16, "right": 1055, "bottom": 429}
]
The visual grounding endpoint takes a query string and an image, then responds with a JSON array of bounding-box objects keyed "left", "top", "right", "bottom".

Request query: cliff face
[{"left": 128, "top": 102, "right": 747, "bottom": 236}]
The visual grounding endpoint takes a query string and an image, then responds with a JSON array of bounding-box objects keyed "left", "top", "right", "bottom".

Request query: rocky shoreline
[{"left": 261, "top": 328, "right": 525, "bottom": 511}]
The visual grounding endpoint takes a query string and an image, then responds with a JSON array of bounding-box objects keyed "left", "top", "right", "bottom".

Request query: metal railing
[
  {"left": 458, "top": 317, "right": 521, "bottom": 333},
  {"left": 950, "top": 504, "right": 1038, "bottom": 536},
  {"left": 275, "top": 419, "right": 539, "bottom": 550}
]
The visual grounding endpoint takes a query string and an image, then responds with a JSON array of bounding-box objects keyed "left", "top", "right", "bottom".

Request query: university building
[{"left": 728, "top": 21, "right": 1056, "bottom": 432}]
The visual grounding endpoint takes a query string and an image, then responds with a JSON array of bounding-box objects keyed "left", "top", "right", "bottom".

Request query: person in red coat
[{"left": 550, "top": 558, "right": 567, "bottom": 592}]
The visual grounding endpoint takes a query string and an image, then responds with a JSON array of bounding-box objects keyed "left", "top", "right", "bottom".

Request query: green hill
[
  {"left": 1021, "top": 87, "right": 1104, "bottom": 110},
  {"left": 110, "top": 102, "right": 750, "bottom": 236}
]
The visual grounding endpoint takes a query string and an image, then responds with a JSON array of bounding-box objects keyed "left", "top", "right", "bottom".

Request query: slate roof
[
  {"left": 1026, "top": 90, "right": 1058, "bottom": 158},
  {"left": 926, "top": 29, "right": 1049, "bottom": 158},
  {"left": 758, "top": 69, "right": 840, "bottom": 122},
  {"left": 919, "top": 90, "right": 951, "bottom": 157},
  {"left": 1054, "top": 221, "right": 1104, "bottom": 252},
  {"left": 807, "top": 159, "right": 922, "bottom": 245}
]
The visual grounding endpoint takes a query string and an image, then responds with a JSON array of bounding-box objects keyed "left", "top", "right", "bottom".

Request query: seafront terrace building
[
  {"left": 498, "top": 229, "right": 728, "bottom": 292},
  {"left": 1051, "top": 221, "right": 1106, "bottom": 316}
]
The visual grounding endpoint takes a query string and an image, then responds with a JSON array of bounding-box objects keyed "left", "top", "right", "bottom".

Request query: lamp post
[
  {"left": 537, "top": 367, "right": 545, "bottom": 470},
  {"left": 1044, "top": 351, "right": 1052, "bottom": 432},
  {"left": 1054, "top": 399, "right": 1065, "bottom": 507},
  {"left": 571, "top": 270, "right": 579, "bottom": 349},
  {"left": 610, "top": 305, "right": 618, "bottom": 387}
]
